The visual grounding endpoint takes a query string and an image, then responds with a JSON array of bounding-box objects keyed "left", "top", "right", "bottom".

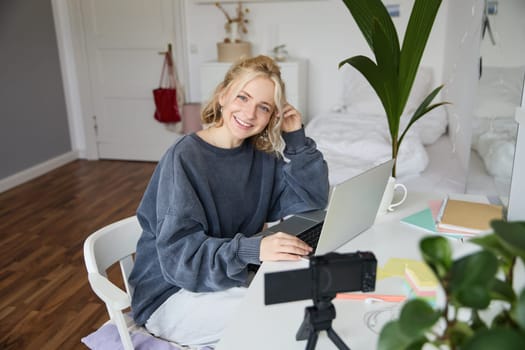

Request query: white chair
[{"left": 83, "top": 216, "right": 142, "bottom": 350}]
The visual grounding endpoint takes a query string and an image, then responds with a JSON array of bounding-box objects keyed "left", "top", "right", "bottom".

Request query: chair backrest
[
  {"left": 84, "top": 215, "right": 142, "bottom": 297},
  {"left": 83, "top": 216, "right": 143, "bottom": 350}
]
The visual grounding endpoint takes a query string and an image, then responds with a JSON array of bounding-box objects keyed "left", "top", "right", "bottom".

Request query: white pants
[{"left": 145, "top": 287, "right": 247, "bottom": 348}]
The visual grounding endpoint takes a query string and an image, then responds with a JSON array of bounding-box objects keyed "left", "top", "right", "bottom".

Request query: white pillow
[
  {"left": 340, "top": 65, "right": 434, "bottom": 115},
  {"left": 474, "top": 66, "right": 525, "bottom": 119}
]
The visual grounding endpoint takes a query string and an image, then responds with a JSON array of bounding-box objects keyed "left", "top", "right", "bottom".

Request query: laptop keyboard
[{"left": 298, "top": 222, "right": 324, "bottom": 251}]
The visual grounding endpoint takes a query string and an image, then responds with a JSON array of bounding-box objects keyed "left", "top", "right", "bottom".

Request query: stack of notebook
[
  {"left": 404, "top": 260, "right": 438, "bottom": 304},
  {"left": 401, "top": 198, "right": 503, "bottom": 239},
  {"left": 375, "top": 258, "right": 438, "bottom": 305}
]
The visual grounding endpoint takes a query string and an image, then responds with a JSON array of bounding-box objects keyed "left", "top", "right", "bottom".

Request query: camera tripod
[
  {"left": 294, "top": 254, "right": 353, "bottom": 350},
  {"left": 296, "top": 296, "right": 350, "bottom": 350}
]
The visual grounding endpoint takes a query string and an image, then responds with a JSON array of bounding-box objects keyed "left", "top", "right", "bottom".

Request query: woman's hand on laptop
[{"left": 259, "top": 232, "right": 313, "bottom": 261}]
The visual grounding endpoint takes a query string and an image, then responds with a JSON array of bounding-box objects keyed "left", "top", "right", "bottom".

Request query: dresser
[{"left": 199, "top": 59, "right": 309, "bottom": 121}]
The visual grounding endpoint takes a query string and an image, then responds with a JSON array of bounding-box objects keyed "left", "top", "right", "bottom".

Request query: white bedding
[
  {"left": 471, "top": 117, "right": 517, "bottom": 181},
  {"left": 305, "top": 111, "right": 429, "bottom": 185},
  {"left": 471, "top": 66, "right": 523, "bottom": 182},
  {"left": 307, "top": 66, "right": 449, "bottom": 186}
]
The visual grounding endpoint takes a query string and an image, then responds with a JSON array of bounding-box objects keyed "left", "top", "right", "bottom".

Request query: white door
[{"left": 81, "top": 0, "right": 183, "bottom": 160}]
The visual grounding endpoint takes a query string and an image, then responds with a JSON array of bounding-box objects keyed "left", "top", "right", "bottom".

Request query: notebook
[
  {"left": 437, "top": 198, "right": 503, "bottom": 234},
  {"left": 259, "top": 159, "right": 394, "bottom": 256}
]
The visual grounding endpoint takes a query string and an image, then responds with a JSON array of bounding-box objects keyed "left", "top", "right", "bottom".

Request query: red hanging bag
[{"left": 153, "top": 50, "right": 183, "bottom": 123}]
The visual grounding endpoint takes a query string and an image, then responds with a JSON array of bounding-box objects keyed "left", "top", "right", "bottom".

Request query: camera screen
[{"left": 317, "top": 262, "right": 363, "bottom": 295}]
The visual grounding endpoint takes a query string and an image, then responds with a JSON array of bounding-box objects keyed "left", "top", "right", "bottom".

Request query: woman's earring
[{"left": 259, "top": 128, "right": 269, "bottom": 141}]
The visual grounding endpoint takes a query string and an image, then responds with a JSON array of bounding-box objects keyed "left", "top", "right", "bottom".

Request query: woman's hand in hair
[
  {"left": 279, "top": 103, "right": 303, "bottom": 133},
  {"left": 259, "top": 232, "right": 312, "bottom": 261}
]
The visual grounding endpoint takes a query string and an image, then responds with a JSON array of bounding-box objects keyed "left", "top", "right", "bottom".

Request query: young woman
[{"left": 129, "top": 55, "right": 329, "bottom": 347}]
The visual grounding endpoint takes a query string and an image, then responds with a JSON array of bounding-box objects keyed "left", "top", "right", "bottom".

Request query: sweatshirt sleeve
[
  {"left": 156, "top": 214, "right": 262, "bottom": 292},
  {"left": 148, "top": 149, "right": 263, "bottom": 293},
  {"left": 267, "top": 127, "right": 330, "bottom": 221}
]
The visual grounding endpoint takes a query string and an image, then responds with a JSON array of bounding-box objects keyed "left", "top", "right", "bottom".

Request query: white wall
[
  {"left": 441, "top": 0, "right": 484, "bottom": 172},
  {"left": 183, "top": 0, "right": 448, "bottom": 120},
  {"left": 480, "top": 0, "right": 525, "bottom": 67}
]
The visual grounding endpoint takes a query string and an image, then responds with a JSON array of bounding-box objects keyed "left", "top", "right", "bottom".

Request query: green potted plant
[
  {"left": 378, "top": 220, "right": 525, "bottom": 349},
  {"left": 339, "top": 0, "right": 448, "bottom": 177}
]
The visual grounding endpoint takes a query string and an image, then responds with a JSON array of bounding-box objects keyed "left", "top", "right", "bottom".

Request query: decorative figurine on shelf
[
  {"left": 215, "top": 2, "right": 252, "bottom": 62},
  {"left": 215, "top": 1, "right": 249, "bottom": 43},
  {"left": 271, "top": 44, "right": 289, "bottom": 62}
]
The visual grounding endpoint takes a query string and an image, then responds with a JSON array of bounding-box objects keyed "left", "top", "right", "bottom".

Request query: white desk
[{"left": 217, "top": 192, "right": 484, "bottom": 350}]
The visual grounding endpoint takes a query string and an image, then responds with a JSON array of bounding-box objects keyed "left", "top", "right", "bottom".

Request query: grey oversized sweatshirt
[{"left": 129, "top": 128, "right": 329, "bottom": 325}]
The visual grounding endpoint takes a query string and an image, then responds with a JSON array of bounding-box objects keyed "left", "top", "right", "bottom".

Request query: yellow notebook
[
  {"left": 438, "top": 199, "right": 503, "bottom": 234},
  {"left": 404, "top": 261, "right": 438, "bottom": 292}
]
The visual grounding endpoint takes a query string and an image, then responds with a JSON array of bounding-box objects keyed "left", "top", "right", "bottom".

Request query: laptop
[{"left": 259, "top": 159, "right": 394, "bottom": 256}]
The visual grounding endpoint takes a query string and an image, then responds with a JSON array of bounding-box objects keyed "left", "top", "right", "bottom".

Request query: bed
[
  {"left": 305, "top": 66, "right": 453, "bottom": 191},
  {"left": 470, "top": 65, "right": 523, "bottom": 196}
]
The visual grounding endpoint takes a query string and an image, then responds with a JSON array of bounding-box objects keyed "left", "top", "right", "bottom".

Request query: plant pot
[
  {"left": 377, "top": 176, "right": 407, "bottom": 216},
  {"left": 217, "top": 42, "right": 252, "bottom": 62}
]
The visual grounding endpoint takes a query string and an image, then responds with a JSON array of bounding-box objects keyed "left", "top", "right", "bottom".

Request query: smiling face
[
  {"left": 199, "top": 55, "right": 287, "bottom": 154},
  {"left": 218, "top": 76, "right": 276, "bottom": 147}
]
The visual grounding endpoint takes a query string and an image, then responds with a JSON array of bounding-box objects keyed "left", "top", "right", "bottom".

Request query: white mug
[{"left": 377, "top": 177, "right": 408, "bottom": 216}]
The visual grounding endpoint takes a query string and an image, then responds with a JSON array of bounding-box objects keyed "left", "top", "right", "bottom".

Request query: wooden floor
[{"left": 0, "top": 160, "right": 157, "bottom": 349}]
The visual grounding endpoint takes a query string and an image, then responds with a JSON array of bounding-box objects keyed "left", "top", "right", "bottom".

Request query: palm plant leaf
[
  {"left": 340, "top": 0, "right": 444, "bottom": 177},
  {"left": 341, "top": 0, "right": 400, "bottom": 63},
  {"left": 370, "top": 19, "right": 399, "bottom": 123},
  {"left": 398, "top": 0, "right": 443, "bottom": 116},
  {"left": 398, "top": 85, "right": 448, "bottom": 147}
]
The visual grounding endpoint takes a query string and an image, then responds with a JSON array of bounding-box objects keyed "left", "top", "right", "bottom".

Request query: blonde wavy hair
[{"left": 201, "top": 55, "right": 286, "bottom": 157}]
